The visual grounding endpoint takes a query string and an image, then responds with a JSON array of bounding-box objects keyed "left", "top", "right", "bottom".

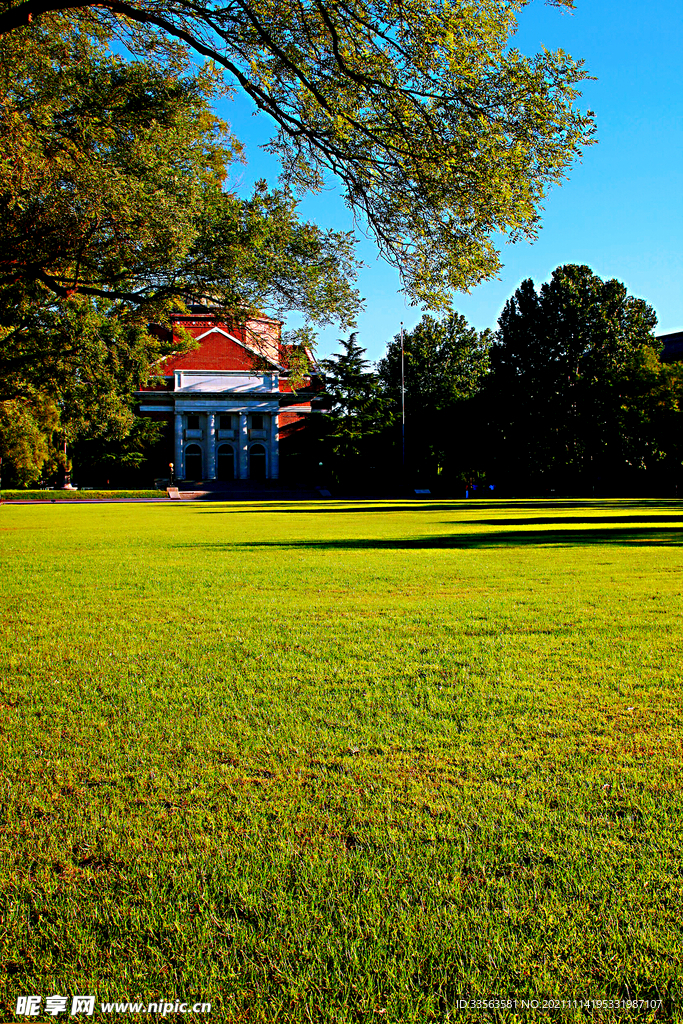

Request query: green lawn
[{"left": 1, "top": 499, "right": 682, "bottom": 1022}]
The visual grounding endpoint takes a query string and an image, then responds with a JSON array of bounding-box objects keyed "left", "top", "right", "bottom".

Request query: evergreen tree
[{"left": 319, "top": 334, "right": 386, "bottom": 487}]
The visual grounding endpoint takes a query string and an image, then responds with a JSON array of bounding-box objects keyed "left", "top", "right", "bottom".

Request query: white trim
[
  {"left": 173, "top": 400, "right": 280, "bottom": 412},
  {"left": 139, "top": 404, "right": 174, "bottom": 412},
  {"left": 195, "top": 326, "right": 243, "bottom": 345},
  {"left": 174, "top": 370, "right": 278, "bottom": 379},
  {"left": 173, "top": 369, "right": 280, "bottom": 394},
  {"left": 238, "top": 412, "right": 248, "bottom": 479}
]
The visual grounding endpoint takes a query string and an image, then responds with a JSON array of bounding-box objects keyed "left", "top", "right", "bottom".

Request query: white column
[
  {"left": 269, "top": 412, "right": 279, "bottom": 480},
  {"left": 207, "top": 412, "right": 216, "bottom": 480},
  {"left": 238, "top": 412, "right": 248, "bottom": 480},
  {"left": 174, "top": 412, "right": 184, "bottom": 479}
]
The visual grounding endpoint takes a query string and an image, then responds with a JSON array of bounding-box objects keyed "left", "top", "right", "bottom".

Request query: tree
[
  {"left": 0, "top": 292, "right": 181, "bottom": 485},
  {"left": 70, "top": 415, "right": 167, "bottom": 487},
  {"left": 0, "top": 395, "right": 58, "bottom": 486},
  {"left": 0, "top": 1, "right": 595, "bottom": 308},
  {"left": 0, "top": 16, "right": 363, "bottom": 483},
  {"left": 0, "top": 16, "right": 361, "bottom": 325},
  {"left": 487, "top": 264, "right": 682, "bottom": 494},
  {"left": 318, "top": 333, "right": 386, "bottom": 486},
  {"left": 377, "top": 312, "right": 490, "bottom": 485}
]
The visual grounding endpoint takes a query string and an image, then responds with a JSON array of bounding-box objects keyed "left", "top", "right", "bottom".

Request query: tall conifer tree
[{"left": 319, "top": 334, "right": 385, "bottom": 486}]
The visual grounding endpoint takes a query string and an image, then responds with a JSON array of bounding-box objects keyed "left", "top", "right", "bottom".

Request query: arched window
[
  {"left": 249, "top": 443, "right": 266, "bottom": 481},
  {"left": 184, "top": 444, "right": 202, "bottom": 481},
  {"left": 217, "top": 444, "right": 235, "bottom": 482}
]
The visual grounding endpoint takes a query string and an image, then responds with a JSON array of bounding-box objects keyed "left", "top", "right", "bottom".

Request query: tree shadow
[
  {"left": 196, "top": 498, "right": 683, "bottom": 517},
  {"left": 181, "top": 525, "right": 683, "bottom": 550},
  {"left": 182, "top": 498, "right": 683, "bottom": 548},
  {"left": 453, "top": 514, "right": 683, "bottom": 528}
]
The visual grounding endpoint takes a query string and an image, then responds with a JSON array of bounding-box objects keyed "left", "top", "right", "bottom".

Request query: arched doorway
[
  {"left": 217, "top": 444, "right": 235, "bottom": 482},
  {"left": 249, "top": 443, "right": 266, "bottom": 481},
  {"left": 184, "top": 444, "right": 202, "bottom": 481}
]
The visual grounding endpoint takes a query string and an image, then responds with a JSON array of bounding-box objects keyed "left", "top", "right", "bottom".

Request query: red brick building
[{"left": 136, "top": 309, "right": 326, "bottom": 483}]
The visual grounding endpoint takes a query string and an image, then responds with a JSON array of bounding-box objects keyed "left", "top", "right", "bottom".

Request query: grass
[{"left": 1, "top": 498, "right": 682, "bottom": 1022}]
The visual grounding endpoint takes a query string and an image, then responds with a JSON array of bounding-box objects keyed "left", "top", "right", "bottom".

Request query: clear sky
[{"left": 218, "top": 0, "right": 683, "bottom": 363}]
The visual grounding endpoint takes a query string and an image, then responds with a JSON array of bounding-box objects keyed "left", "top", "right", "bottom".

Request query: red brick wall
[
  {"left": 278, "top": 410, "right": 309, "bottom": 439},
  {"left": 279, "top": 379, "right": 310, "bottom": 394},
  {"left": 162, "top": 324, "right": 256, "bottom": 373},
  {"left": 246, "top": 318, "right": 281, "bottom": 363},
  {"left": 142, "top": 314, "right": 328, "bottom": 384},
  {"left": 155, "top": 315, "right": 283, "bottom": 374}
]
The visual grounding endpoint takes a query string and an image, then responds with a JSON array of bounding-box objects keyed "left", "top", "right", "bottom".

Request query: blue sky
[{"left": 218, "top": 0, "right": 683, "bottom": 362}]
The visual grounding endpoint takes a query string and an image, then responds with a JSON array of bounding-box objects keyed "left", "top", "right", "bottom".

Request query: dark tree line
[
  {"left": 4, "top": 262, "right": 680, "bottom": 493},
  {"left": 317, "top": 266, "right": 683, "bottom": 496},
  {"left": 486, "top": 265, "right": 682, "bottom": 495}
]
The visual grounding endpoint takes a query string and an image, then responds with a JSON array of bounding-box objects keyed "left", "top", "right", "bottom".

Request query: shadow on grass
[
  {"left": 183, "top": 526, "right": 683, "bottom": 550},
  {"left": 195, "top": 498, "right": 683, "bottom": 517},
  {"left": 447, "top": 514, "right": 683, "bottom": 527}
]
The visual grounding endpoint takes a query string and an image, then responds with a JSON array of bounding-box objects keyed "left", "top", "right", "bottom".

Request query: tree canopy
[
  {"left": 487, "top": 264, "right": 683, "bottom": 492},
  {"left": 0, "top": 294, "right": 178, "bottom": 483},
  {"left": 0, "top": 15, "right": 363, "bottom": 483},
  {"left": 378, "top": 312, "right": 490, "bottom": 482},
  {"left": 1, "top": 0, "right": 595, "bottom": 307},
  {"left": 0, "top": 15, "right": 361, "bottom": 325},
  {"left": 0, "top": 0, "right": 603, "bottom": 486}
]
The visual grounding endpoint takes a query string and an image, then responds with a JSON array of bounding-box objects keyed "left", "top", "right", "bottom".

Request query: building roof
[
  {"left": 139, "top": 311, "right": 322, "bottom": 398},
  {"left": 657, "top": 330, "right": 683, "bottom": 363}
]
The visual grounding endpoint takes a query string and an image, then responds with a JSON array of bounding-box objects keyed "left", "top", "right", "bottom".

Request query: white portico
[
  {"left": 170, "top": 369, "right": 280, "bottom": 481},
  {"left": 136, "top": 311, "right": 323, "bottom": 487}
]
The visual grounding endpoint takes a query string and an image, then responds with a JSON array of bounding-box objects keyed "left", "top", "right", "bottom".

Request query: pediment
[
  {"left": 195, "top": 326, "right": 243, "bottom": 345},
  {"left": 195, "top": 326, "right": 281, "bottom": 368}
]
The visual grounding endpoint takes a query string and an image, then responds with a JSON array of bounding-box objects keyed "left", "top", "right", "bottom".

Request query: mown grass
[{"left": 1, "top": 499, "right": 682, "bottom": 1022}]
